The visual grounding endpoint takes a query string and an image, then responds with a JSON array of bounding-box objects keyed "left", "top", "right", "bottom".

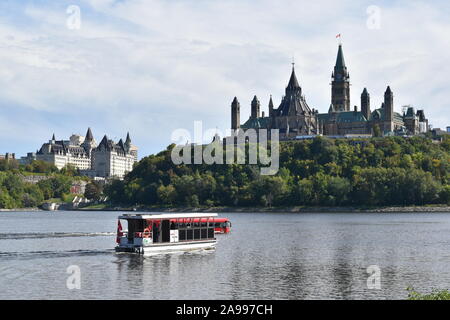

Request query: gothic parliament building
[{"left": 230, "top": 44, "right": 429, "bottom": 138}]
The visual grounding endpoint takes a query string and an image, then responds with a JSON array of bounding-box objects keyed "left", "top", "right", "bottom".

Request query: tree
[
  {"left": 105, "top": 137, "right": 449, "bottom": 208},
  {"left": 440, "top": 185, "right": 450, "bottom": 205},
  {"left": 373, "top": 124, "right": 382, "bottom": 137},
  {"left": 84, "top": 182, "right": 103, "bottom": 201},
  {"left": 157, "top": 184, "right": 177, "bottom": 205}
]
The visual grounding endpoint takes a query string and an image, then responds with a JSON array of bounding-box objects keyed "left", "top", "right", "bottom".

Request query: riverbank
[{"left": 75, "top": 205, "right": 450, "bottom": 213}]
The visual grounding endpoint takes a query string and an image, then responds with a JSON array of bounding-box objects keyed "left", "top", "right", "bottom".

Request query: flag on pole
[{"left": 336, "top": 34, "right": 341, "bottom": 38}]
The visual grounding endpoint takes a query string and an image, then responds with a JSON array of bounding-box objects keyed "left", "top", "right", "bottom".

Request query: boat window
[
  {"left": 208, "top": 228, "right": 214, "bottom": 238},
  {"left": 179, "top": 230, "right": 186, "bottom": 241},
  {"left": 194, "top": 229, "right": 200, "bottom": 240},
  {"left": 200, "top": 229, "right": 207, "bottom": 239},
  {"left": 186, "top": 229, "right": 193, "bottom": 240}
]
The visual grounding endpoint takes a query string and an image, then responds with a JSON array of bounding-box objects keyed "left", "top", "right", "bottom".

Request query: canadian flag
[
  {"left": 336, "top": 34, "right": 341, "bottom": 38},
  {"left": 116, "top": 220, "right": 123, "bottom": 244}
]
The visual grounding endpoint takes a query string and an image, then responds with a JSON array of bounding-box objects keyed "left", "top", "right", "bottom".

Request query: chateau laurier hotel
[
  {"left": 21, "top": 128, "right": 138, "bottom": 179},
  {"left": 231, "top": 44, "right": 430, "bottom": 138}
]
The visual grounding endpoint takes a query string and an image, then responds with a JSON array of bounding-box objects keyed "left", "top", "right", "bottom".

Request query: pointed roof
[
  {"left": 362, "top": 88, "right": 369, "bottom": 96},
  {"left": 335, "top": 44, "right": 346, "bottom": 70},
  {"left": 252, "top": 95, "right": 259, "bottom": 103},
  {"left": 118, "top": 138, "right": 124, "bottom": 149},
  {"left": 268, "top": 95, "right": 274, "bottom": 109},
  {"left": 52, "top": 133, "right": 55, "bottom": 141},
  {"left": 287, "top": 66, "right": 300, "bottom": 90},
  {"left": 125, "top": 132, "right": 131, "bottom": 145},
  {"left": 385, "top": 86, "right": 392, "bottom": 94},
  {"left": 85, "top": 127, "right": 94, "bottom": 141},
  {"left": 99, "top": 135, "right": 108, "bottom": 145}
]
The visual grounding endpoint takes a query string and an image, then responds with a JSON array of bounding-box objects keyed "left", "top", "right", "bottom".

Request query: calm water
[{"left": 0, "top": 210, "right": 450, "bottom": 300}]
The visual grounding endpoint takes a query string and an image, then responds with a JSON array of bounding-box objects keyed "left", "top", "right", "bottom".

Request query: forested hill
[{"left": 105, "top": 136, "right": 450, "bottom": 208}]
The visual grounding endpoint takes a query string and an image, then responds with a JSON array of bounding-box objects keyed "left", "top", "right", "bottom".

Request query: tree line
[
  {"left": 104, "top": 136, "right": 450, "bottom": 208},
  {"left": 0, "top": 160, "right": 91, "bottom": 209}
]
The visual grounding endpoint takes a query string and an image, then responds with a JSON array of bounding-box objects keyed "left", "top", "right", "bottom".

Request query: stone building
[
  {"left": 230, "top": 43, "right": 430, "bottom": 138},
  {"left": 89, "top": 133, "right": 138, "bottom": 178},
  {"left": 35, "top": 128, "right": 138, "bottom": 179},
  {"left": 0, "top": 153, "right": 15, "bottom": 161}
]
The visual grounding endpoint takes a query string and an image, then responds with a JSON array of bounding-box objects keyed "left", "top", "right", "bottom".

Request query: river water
[{"left": 0, "top": 210, "right": 449, "bottom": 300}]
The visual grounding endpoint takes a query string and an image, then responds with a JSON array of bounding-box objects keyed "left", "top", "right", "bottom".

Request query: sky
[{"left": 0, "top": 0, "right": 449, "bottom": 159}]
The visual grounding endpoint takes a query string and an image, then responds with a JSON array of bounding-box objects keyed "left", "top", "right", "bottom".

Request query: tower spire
[
  {"left": 331, "top": 43, "right": 350, "bottom": 112},
  {"left": 85, "top": 127, "right": 93, "bottom": 141},
  {"left": 268, "top": 95, "right": 274, "bottom": 117},
  {"left": 335, "top": 44, "right": 347, "bottom": 72},
  {"left": 287, "top": 64, "right": 301, "bottom": 91}
]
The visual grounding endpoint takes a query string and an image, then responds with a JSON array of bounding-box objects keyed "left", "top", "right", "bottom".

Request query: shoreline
[
  {"left": 0, "top": 208, "right": 42, "bottom": 212},
  {"left": 1, "top": 205, "right": 449, "bottom": 213},
  {"left": 75, "top": 205, "right": 450, "bottom": 214}
]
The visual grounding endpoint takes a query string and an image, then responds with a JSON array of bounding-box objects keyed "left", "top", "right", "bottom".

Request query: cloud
[{"left": 0, "top": 0, "right": 449, "bottom": 158}]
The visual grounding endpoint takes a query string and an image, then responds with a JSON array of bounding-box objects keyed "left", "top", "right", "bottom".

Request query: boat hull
[{"left": 115, "top": 240, "right": 216, "bottom": 255}]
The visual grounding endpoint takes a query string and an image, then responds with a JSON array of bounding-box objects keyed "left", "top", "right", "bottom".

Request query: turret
[
  {"left": 361, "top": 88, "right": 371, "bottom": 120},
  {"left": 231, "top": 97, "right": 240, "bottom": 130},
  {"left": 251, "top": 95, "right": 260, "bottom": 119},
  {"left": 124, "top": 132, "right": 132, "bottom": 151},
  {"left": 82, "top": 127, "right": 96, "bottom": 152},
  {"left": 328, "top": 104, "right": 335, "bottom": 113},
  {"left": 268, "top": 95, "right": 274, "bottom": 117},
  {"left": 384, "top": 86, "right": 394, "bottom": 122}
]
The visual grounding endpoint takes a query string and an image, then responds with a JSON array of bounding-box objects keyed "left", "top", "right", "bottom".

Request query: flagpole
[{"left": 336, "top": 33, "right": 342, "bottom": 45}]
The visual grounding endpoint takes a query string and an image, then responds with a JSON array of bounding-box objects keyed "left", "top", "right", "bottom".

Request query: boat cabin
[{"left": 115, "top": 213, "right": 220, "bottom": 254}]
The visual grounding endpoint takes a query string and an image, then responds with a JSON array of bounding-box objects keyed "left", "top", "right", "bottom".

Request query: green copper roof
[
  {"left": 371, "top": 108, "right": 403, "bottom": 122},
  {"left": 241, "top": 117, "right": 271, "bottom": 129},
  {"left": 318, "top": 111, "right": 367, "bottom": 123}
]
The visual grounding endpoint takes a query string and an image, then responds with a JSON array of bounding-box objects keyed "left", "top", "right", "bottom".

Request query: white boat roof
[{"left": 118, "top": 213, "right": 218, "bottom": 220}]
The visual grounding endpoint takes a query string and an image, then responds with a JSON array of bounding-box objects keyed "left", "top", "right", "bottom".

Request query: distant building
[
  {"left": 447, "top": 126, "right": 450, "bottom": 133},
  {"left": 19, "top": 152, "right": 37, "bottom": 165},
  {"left": 431, "top": 128, "right": 450, "bottom": 139},
  {"left": 231, "top": 43, "right": 430, "bottom": 138},
  {"left": 35, "top": 128, "right": 138, "bottom": 179},
  {"left": 0, "top": 153, "right": 15, "bottom": 161}
]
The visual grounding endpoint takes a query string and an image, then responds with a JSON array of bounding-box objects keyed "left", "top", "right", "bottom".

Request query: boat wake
[
  {"left": 0, "top": 232, "right": 115, "bottom": 240},
  {"left": 0, "top": 248, "right": 115, "bottom": 261}
]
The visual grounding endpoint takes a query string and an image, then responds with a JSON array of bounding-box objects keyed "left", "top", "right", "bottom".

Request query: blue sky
[{"left": 1, "top": 0, "right": 449, "bottom": 158}]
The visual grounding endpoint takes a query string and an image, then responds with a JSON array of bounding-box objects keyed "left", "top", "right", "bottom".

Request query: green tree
[{"left": 84, "top": 182, "right": 103, "bottom": 201}]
